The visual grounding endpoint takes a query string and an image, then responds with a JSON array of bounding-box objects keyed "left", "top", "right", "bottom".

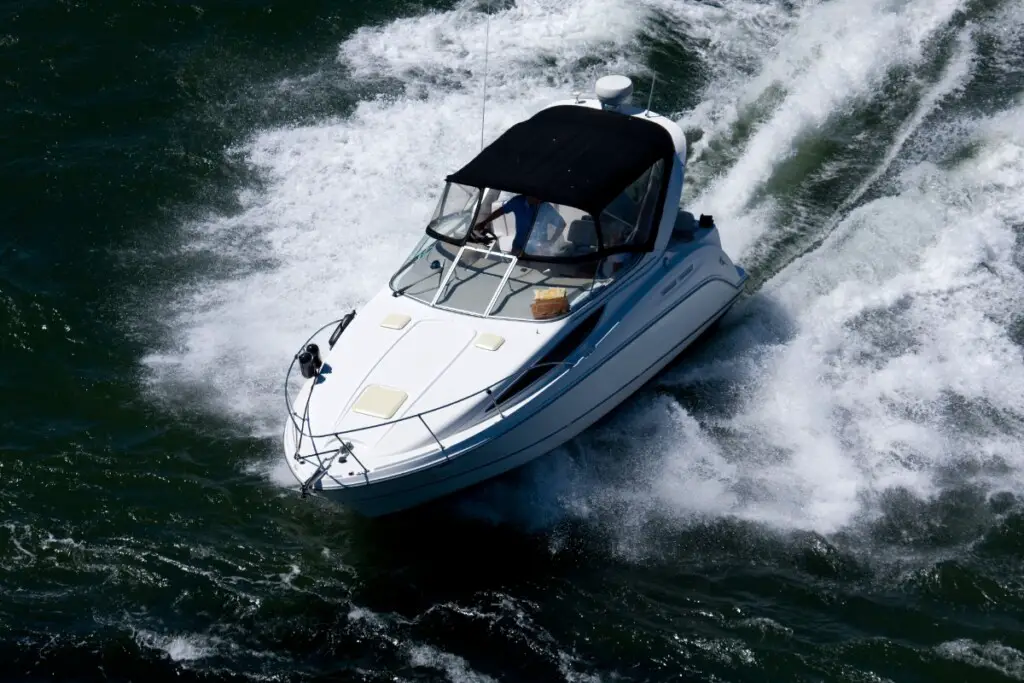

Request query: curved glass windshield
[
  {"left": 389, "top": 165, "right": 662, "bottom": 320},
  {"left": 425, "top": 182, "right": 483, "bottom": 243},
  {"left": 390, "top": 236, "right": 608, "bottom": 321}
]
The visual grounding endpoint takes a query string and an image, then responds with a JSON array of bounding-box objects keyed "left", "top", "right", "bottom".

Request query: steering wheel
[{"left": 469, "top": 223, "right": 498, "bottom": 244}]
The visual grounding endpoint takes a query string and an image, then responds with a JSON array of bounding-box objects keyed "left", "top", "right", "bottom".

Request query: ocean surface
[{"left": 3, "top": 0, "right": 1024, "bottom": 680}]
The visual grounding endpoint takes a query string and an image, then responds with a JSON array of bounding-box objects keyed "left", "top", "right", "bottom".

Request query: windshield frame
[
  {"left": 387, "top": 159, "right": 666, "bottom": 319},
  {"left": 420, "top": 156, "right": 666, "bottom": 266},
  {"left": 388, "top": 234, "right": 649, "bottom": 322},
  {"left": 424, "top": 183, "right": 486, "bottom": 247}
]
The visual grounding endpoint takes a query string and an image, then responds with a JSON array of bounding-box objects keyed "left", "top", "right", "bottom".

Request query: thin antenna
[
  {"left": 479, "top": 3, "right": 491, "bottom": 150},
  {"left": 645, "top": 72, "right": 657, "bottom": 117}
]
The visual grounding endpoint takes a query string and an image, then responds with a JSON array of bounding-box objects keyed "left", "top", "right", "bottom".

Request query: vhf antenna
[
  {"left": 645, "top": 71, "right": 657, "bottom": 117},
  {"left": 479, "top": 2, "right": 491, "bottom": 150}
]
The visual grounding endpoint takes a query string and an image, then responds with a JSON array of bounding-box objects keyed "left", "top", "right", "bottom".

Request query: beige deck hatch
[
  {"left": 380, "top": 313, "right": 411, "bottom": 330},
  {"left": 352, "top": 385, "right": 408, "bottom": 419},
  {"left": 473, "top": 333, "right": 505, "bottom": 351}
]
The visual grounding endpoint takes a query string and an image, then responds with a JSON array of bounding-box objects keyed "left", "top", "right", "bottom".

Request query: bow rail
[{"left": 284, "top": 314, "right": 582, "bottom": 496}]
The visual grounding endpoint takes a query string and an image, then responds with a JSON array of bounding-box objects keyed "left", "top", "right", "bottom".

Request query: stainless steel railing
[{"left": 283, "top": 315, "right": 583, "bottom": 495}]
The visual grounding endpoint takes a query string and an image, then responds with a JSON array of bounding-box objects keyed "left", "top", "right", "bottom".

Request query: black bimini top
[{"left": 446, "top": 105, "right": 676, "bottom": 218}]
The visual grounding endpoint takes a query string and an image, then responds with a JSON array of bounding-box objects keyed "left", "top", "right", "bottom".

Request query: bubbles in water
[
  {"left": 689, "top": 0, "right": 970, "bottom": 259},
  {"left": 457, "top": 0, "right": 1024, "bottom": 543},
  {"left": 141, "top": 0, "right": 644, "bottom": 436},
  {"left": 143, "top": 0, "right": 1024, "bottom": 548}
]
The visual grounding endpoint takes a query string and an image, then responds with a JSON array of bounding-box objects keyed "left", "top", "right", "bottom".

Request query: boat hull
[{"left": 308, "top": 279, "right": 744, "bottom": 517}]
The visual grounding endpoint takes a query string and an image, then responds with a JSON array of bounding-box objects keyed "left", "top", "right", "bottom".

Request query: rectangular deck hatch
[
  {"left": 380, "top": 313, "right": 411, "bottom": 330},
  {"left": 352, "top": 385, "right": 408, "bottom": 419},
  {"left": 474, "top": 332, "right": 505, "bottom": 351}
]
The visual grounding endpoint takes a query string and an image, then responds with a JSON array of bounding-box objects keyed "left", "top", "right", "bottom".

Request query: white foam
[
  {"left": 935, "top": 639, "right": 1024, "bottom": 680},
  {"left": 341, "top": 0, "right": 641, "bottom": 85},
  {"left": 142, "top": 0, "right": 645, "bottom": 437},
  {"left": 648, "top": 101, "right": 1024, "bottom": 535},
  {"left": 817, "top": 28, "right": 976, "bottom": 236},
  {"left": 134, "top": 629, "right": 218, "bottom": 662},
  {"left": 145, "top": 0, "right": 1024, "bottom": 543},
  {"left": 460, "top": 4, "right": 1024, "bottom": 540},
  {"left": 688, "top": 0, "right": 969, "bottom": 259},
  {"left": 646, "top": 0, "right": 805, "bottom": 131},
  {"left": 407, "top": 644, "right": 498, "bottom": 683}
]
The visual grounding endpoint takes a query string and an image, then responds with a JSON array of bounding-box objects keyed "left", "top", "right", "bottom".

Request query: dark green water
[{"left": 3, "top": 0, "right": 1024, "bottom": 681}]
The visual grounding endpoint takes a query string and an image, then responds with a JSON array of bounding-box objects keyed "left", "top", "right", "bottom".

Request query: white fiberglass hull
[{"left": 302, "top": 276, "right": 744, "bottom": 518}]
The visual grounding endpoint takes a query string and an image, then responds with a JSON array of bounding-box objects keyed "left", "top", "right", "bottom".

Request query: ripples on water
[{"left": 2, "top": 0, "right": 1024, "bottom": 680}]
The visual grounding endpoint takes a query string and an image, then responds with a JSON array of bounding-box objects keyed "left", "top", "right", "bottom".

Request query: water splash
[{"left": 142, "top": 0, "right": 1024, "bottom": 547}]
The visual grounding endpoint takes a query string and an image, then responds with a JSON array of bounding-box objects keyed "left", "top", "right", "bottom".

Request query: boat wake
[{"left": 140, "top": 0, "right": 1024, "bottom": 548}]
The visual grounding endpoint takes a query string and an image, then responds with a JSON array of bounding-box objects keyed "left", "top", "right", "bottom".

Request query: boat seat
[
  {"left": 564, "top": 217, "right": 601, "bottom": 257},
  {"left": 558, "top": 206, "right": 590, "bottom": 224},
  {"left": 483, "top": 200, "right": 591, "bottom": 256},
  {"left": 566, "top": 217, "right": 598, "bottom": 246}
]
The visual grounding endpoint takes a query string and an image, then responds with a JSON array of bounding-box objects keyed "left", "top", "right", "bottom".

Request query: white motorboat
[{"left": 282, "top": 75, "right": 748, "bottom": 517}]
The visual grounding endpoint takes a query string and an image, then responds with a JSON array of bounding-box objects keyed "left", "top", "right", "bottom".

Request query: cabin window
[
  {"left": 489, "top": 305, "right": 605, "bottom": 409},
  {"left": 519, "top": 209, "right": 601, "bottom": 261},
  {"left": 633, "top": 160, "right": 665, "bottom": 245},
  {"left": 600, "top": 159, "right": 665, "bottom": 250}
]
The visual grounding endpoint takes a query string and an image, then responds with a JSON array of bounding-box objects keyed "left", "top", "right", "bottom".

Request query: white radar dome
[{"left": 595, "top": 75, "right": 633, "bottom": 109}]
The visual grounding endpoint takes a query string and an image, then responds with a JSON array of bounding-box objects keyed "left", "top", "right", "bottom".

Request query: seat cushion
[{"left": 566, "top": 218, "right": 599, "bottom": 247}]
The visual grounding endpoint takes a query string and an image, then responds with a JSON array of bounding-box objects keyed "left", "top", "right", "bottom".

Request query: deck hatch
[
  {"left": 380, "top": 313, "right": 411, "bottom": 330},
  {"left": 474, "top": 333, "right": 505, "bottom": 351},
  {"left": 352, "top": 385, "right": 408, "bottom": 419}
]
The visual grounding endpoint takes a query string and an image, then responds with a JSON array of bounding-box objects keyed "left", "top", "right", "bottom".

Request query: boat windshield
[{"left": 389, "top": 166, "right": 663, "bottom": 320}]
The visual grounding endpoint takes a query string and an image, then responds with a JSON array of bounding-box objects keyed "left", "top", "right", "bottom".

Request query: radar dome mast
[{"left": 595, "top": 74, "right": 633, "bottom": 110}]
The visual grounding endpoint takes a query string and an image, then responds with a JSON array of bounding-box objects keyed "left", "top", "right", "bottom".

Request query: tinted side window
[
  {"left": 632, "top": 160, "right": 664, "bottom": 246},
  {"left": 600, "top": 160, "right": 664, "bottom": 249},
  {"left": 489, "top": 306, "right": 605, "bottom": 409}
]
